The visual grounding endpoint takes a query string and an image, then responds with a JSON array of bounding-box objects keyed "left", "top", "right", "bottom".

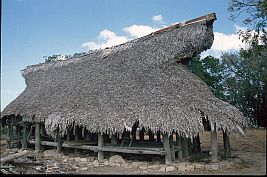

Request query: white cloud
[
  {"left": 82, "top": 29, "right": 128, "bottom": 50},
  {"left": 152, "top": 15, "right": 164, "bottom": 24},
  {"left": 200, "top": 25, "right": 248, "bottom": 58},
  {"left": 123, "top": 25, "right": 159, "bottom": 38}
]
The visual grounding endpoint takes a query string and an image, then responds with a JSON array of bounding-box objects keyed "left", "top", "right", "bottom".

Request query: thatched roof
[{"left": 1, "top": 13, "right": 248, "bottom": 138}]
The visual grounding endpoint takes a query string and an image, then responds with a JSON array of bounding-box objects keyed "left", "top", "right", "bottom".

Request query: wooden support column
[
  {"left": 148, "top": 130, "right": 155, "bottom": 141},
  {"left": 111, "top": 133, "right": 117, "bottom": 146},
  {"left": 157, "top": 130, "right": 161, "bottom": 142},
  {"left": 223, "top": 131, "right": 231, "bottom": 158},
  {"left": 41, "top": 123, "right": 45, "bottom": 136},
  {"left": 66, "top": 128, "right": 71, "bottom": 141},
  {"left": 181, "top": 137, "right": 189, "bottom": 159},
  {"left": 7, "top": 121, "right": 12, "bottom": 149},
  {"left": 210, "top": 129, "right": 218, "bottom": 163},
  {"left": 22, "top": 122, "right": 28, "bottom": 149},
  {"left": 98, "top": 133, "right": 104, "bottom": 160},
  {"left": 176, "top": 133, "right": 183, "bottom": 159},
  {"left": 169, "top": 133, "right": 175, "bottom": 161},
  {"left": 139, "top": 128, "right": 144, "bottom": 141},
  {"left": 56, "top": 127, "right": 62, "bottom": 153},
  {"left": 193, "top": 134, "right": 201, "bottom": 153},
  {"left": 187, "top": 138, "right": 192, "bottom": 155},
  {"left": 163, "top": 133, "right": 172, "bottom": 164},
  {"left": 85, "top": 130, "right": 91, "bottom": 141},
  {"left": 15, "top": 125, "right": 21, "bottom": 138},
  {"left": 34, "top": 122, "right": 41, "bottom": 152}
]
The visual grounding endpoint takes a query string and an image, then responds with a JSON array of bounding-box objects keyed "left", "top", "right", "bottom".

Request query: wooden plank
[
  {"left": 210, "top": 130, "right": 218, "bottom": 163},
  {"left": 163, "top": 133, "right": 172, "bottom": 164},
  {"left": 28, "top": 140, "right": 166, "bottom": 155},
  {"left": 0, "top": 150, "right": 28, "bottom": 163}
]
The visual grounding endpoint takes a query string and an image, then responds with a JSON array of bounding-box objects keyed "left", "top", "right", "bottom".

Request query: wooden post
[
  {"left": 210, "top": 129, "right": 218, "bottom": 163},
  {"left": 85, "top": 130, "right": 91, "bottom": 141},
  {"left": 157, "top": 130, "right": 161, "bottom": 142},
  {"left": 7, "top": 121, "right": 12, "bottom": 149},
  {"left": 56, "top": 127, "right": 62, "bottom": 153},
  {"left": 182, "top": 137, "right": 189, "bottom": 158},
  {"left": 139, "top": 128, "right": 144, "bottom": 141},
  {"left": 66, "top": 128, "right": 71, "bottom": 141},
  {"left": 111, "top": 133, "right": 117, "bottom": 146},
  {"left": 176, "top": 134, "right": 183, "bottom": 159},
  {"left": 22, "top": 122, "right": 27, "bottom": 149},
  {"left": 98, "top": 133, "right": 104, "bottom": 160},
  {"left": 74, "top": 126, "right": 79, "bottom": 153},
  {"left": 193, "top": 134, "right": 201, "bottom": 153},
  {"left": 15, "top": 125, "right": 21, "bottom": 138},
  {"left": 148, "top": 129, "right": 155, "bottom": 141},
  {"left": 169, "top": 133, "right": 175, "bottom": 161},
  {"left": 41, "top": 123, "right": 45, "bottom": 136},
  {"left": 34, "top": 122, "right": 41, "bottom": 152},
  {"left": 223, "top": 131, "right": 231, "bottom": 158},
  {"left": 187, "top": 138, "right": 192, "bottom": 155},
  {"left": 163, "top": 133, "right": 172, "bottom": 164}
]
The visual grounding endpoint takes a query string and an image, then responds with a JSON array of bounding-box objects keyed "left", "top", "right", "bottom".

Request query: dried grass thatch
[{"left": 1, "top": 13, "right": 248, "bottom": 138}]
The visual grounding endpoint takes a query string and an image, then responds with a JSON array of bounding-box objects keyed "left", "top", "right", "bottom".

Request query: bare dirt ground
[{"left": 1, "top": 128, "right": 266, "bottom": 175}]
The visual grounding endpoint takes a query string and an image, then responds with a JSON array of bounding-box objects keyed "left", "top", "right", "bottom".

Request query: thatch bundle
[{"left": 1, "top": 13, "right": 248, "bottom": 138}]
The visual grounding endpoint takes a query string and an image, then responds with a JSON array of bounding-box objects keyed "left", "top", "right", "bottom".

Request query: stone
[
  {"left": 148, "top": 165, "right": 160, "bottom": 170},
  {"left": 186, "top": 164, "right": 195, "bottom": 171},
  {"left": 80, "top": 158, "right": 87, "bottom": 162},
  {"left": 104, "top": 160, "right": 109, "bottom": 166},
  {"left": 166, "top": 166, "right": 176, "bottom": 172},
  {"left": 130, "top": 162, "right": 145, "bottom": 168},
  {"left": 109, "top": 155, "right": 126, "bottom": 164},
  {"left": 43, "top": 150, "right": 57, "bottom": 157},
  {"left": 158, "top": 165, "right": 167, "bottom": 172},
  {"left": 233, "top": 158, "right": 242, "bottom": 164},
  {"left": 138, "top": 164, "right": 148, "bottom": 170},
  {"left": 219, "top": 162, "right": 233, "bottom": 169},
  {"left": 175, "top": 163, "right": 186, "bottom": 172},
  {"left": 121, "top": 162, "right": 129, "bottom": 168},
  {"left": 92, "top": 160, "right": 99, "bottom": 166},
  {"left": 63, "top": 159, "right": 68, "bottom": 163},
  {"left": 80, "top": 167, "right": 88, "bottom": 171},
  {"left": 74, "top": 157, "right": 81, "bottom": 162},
  {"left": 194, "top": 163, "right": 205, "bottom": 170},
  {"left": 205, "top": 163, "right": 219, "bottom": 170}
]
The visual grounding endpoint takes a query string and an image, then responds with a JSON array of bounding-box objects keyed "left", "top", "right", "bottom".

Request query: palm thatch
[{"left": 1, "top": 13, "right": 248, "bottom": 138}]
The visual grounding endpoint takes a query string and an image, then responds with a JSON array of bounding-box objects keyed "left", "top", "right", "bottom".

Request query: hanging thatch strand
[{"left": 1, "top": 13, "right": 248, "bottom": 138}]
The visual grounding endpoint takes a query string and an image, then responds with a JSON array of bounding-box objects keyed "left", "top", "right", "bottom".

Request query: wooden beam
[
  {"left": 98, "top": 133, "right": 104, "bottom": 160},
  {"left": 0, "top": 150, "right": 28, "bottom": 163},
  {"left": 223, "top": 131, "right": 231, "bottom": 158},
  {"left": 34, "top": 122, "right": 41, "bottom": 152},
  {"left": 169, "top": 133, "right": 175, "bottom": 161},
  {"left": 163, "top": 133, "right": 172, "bottom": 164},
  {"left": 210, "top": 130, "right": 218, "bottom": 163}
]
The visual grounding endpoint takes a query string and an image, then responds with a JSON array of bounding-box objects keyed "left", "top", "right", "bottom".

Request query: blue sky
[{"left": 1, "top": 0, "right": 247, "bottom": 111}]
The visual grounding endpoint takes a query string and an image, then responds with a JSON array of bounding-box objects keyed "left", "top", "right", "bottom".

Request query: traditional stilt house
[{"left": 1, "top": 13, "right": 248, "bottom": 164}]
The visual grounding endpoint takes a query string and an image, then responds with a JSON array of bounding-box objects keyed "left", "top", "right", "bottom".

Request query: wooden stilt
[
  {"left": 223, "top": 131, "right": 231, "bottom": 158},
  {"left": 157, "top": 130, "right": 161, "bottom": 142},
  {"left": 98, "top": 133, "right": 104, "bottom": 160},
  {"left": 210, "top": 130, "right": 218, "bottom": 163},
  {"left": 176, "top": 134, "right": 183, "bottom": 159},
  {"left": 187, "top": 138, "right": 192, "bottom": 155},
  {"left": 148, "top": 130, "right": 155, "bottom": 141},
  {"left": 182, "top": 137, "right": 189, "bottom": 159},
  {"left": 163, "top": 133, "right": 172, "bottom": 164},
  {"left": 111, "top": 133, "right": 117, "bottom": 146},
  {"left": 56, "top": 127, "right": 62, "bottom": 153},
  {"left": 15, "top": 125, "right": 21, "bottom": 138},
  {"left": 34, "top": 122, "right": 41, "bottom": 152},
  {"left": 41, "top": 123, "right": 45, "bottom": 136},
  {"left": 67, "top": 128, "right": 71, "bottom": 141},
  {"left": 74, "top": 126, "right": 80, "bottom": 153},
  {"left": 169, "top": 133, "right": 175, "bottom": 161},
  {"left": 139, "top": 128, "right": 144, "bottom": 141},
  {"left": 193, "top": 134, "right": 201, "bottom": 153},
  {"left": 7, "top": 122, "right": 12, "bottom": 149},
  {"left": 85, "top": 130, "right": 91, "bottom": 141},
  {"left": 22, "top": 122, "right": 27, "bottom": 149}
]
